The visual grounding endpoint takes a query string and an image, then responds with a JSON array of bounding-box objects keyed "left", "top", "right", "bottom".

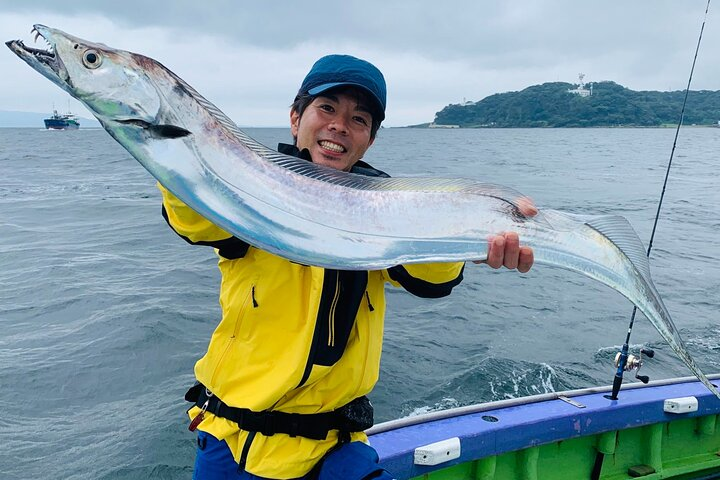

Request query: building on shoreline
[{"left": 568, "top": 73, "right": 592, "bottom": 97}]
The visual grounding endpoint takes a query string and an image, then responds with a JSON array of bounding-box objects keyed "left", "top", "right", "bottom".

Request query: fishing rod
[{"left": 609, "top": 0, "right": 712, "bottom": 401}]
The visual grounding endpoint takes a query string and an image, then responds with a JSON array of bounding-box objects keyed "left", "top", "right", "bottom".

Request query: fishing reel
[{"left": 614, "top": 348, "right": 655, "bottom": 383}]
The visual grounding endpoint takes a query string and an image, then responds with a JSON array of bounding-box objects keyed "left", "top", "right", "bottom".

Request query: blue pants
[{"left": 192, "top": 431, "right": 394, "bottom": 480}]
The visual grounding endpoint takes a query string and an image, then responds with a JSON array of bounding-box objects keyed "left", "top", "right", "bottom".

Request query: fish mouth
[
  {"left": 6, "top": 25, "right": 71, "bottom": 89},
  {"left": 7, "top": 25, "right": 57, "bottom": 64}
]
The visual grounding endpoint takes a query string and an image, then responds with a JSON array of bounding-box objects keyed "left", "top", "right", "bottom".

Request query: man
[{"left": 159, "top": 54, "right": 534, "bottom": 479}]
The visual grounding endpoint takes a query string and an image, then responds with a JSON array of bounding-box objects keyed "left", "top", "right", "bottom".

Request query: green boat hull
[
  {"left": 410, "top": 417, "right": 720, "bottom": 479},
  {"left": 369, "top": 376, "right": 720, "bottom": 479}
]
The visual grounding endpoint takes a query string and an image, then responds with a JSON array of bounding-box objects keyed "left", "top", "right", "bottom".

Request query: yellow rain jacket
[{"left": 159, "top": 156, "right": 464, "bottom": 478}]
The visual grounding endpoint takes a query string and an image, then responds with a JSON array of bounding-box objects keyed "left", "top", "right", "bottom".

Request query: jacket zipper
[
  {"left": 365, "top": 291, "right": 374, "bottom": 312},
  {"left": 356, "top": 289, "right": 379, "bottom": 396},
  {"left": 251, "top": 285, "right": 258, "bottom": 307},
  {"left": 327, "top": 271, "right": 340, "bottom": 346}
]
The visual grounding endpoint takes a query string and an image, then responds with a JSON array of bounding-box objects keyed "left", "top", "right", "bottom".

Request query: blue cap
[{"left": 298, "top": 54, "right": 386, "bottom": 122}]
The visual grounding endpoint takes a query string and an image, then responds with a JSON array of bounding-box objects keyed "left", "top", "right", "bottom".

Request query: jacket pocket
[{"left": 209, "top": 283, "right": 255, "bottom": 385}]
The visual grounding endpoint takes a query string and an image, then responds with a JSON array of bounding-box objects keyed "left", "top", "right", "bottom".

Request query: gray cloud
[
  {"left": 7, "top": 1, "right": 712, "bottom": 60},
  {"left": 2, "top": 1, "right": 717, "bottom": 127}
]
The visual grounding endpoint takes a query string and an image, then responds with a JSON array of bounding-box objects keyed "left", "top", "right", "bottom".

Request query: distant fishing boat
[{"left": 43, "top": 109, "right": 79, "bottom": 130}]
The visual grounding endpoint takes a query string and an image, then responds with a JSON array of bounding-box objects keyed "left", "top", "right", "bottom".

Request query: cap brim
[{"left": 307, "top": 82, "right": 385, "bottom": 121}]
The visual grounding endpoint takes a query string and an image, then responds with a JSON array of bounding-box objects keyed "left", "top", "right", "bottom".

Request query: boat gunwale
[
  {"left": 368, "top": 374, "right": 720, "bottom": 479},
  {"left": 367, "top": 373, "right": 720, "bottom": 435}
]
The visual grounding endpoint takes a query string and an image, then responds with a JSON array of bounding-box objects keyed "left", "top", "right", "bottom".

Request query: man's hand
[
  {"left": 472, "top": 197, "right": 536, "bottom": 273},
  {"left": 475, "top": 232, "right": 534, "bottom": 273}
]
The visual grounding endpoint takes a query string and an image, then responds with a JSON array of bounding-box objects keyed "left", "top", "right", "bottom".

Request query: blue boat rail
[{"left": 368, "top": 374, "right": 720, "bottom": 479}]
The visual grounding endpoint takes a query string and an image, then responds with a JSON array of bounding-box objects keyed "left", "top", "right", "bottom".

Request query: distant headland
[{"left": 421, "top": 80, "right": 720, "bottom": 128}]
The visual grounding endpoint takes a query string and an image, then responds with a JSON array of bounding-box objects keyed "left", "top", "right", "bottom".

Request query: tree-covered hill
[{"left": 433, "top": 82, "right": 720, "bottom": 127}]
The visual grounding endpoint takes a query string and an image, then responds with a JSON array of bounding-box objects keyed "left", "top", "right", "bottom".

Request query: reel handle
[{"left": 613, "top": 347, "right": 653, "bottom": 385}]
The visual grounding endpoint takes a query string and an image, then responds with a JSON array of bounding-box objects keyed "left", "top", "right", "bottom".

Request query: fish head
[{"left": 6, "top": 25, "right": 186, "bottom": 137}]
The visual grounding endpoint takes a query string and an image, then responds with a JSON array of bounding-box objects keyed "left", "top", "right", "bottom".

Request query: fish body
[{"left": 7, "top": 25, "right": 719, "bottom": 398}]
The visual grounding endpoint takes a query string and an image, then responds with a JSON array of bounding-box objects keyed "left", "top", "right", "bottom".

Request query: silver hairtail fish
[{"left": 7, "top": 25, "right": 719, "bottom": 398}]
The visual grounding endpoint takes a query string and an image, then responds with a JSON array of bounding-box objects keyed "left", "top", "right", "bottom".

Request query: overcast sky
[{"left": 1, "top": 1, "right": 717, "bottom": 127}]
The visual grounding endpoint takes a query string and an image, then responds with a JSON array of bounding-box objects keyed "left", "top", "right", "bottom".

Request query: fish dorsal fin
[
  {"left": 586, "top": 215, "right": 652, "bottom": 280},
  {"left": 262, "top": 151, "right": 532, "bottom": 205},
  {"left": 168, "top": 72, "right": 531, "bottom": 207},
  {"left": 542, "top": 210, "right": 652, "bottom": 281},
  {"left": 250, "top": 146, "right": 532, "bottom": 202},
  {"left": 168, "top": 71, "right": 280, "bottom": 157}
]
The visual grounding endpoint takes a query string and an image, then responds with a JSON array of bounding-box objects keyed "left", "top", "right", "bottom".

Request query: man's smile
[{"left": 319, "top": 140, "right": 347, "bottom": 153}]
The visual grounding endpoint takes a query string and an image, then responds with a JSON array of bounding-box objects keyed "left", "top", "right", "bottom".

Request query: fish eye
[{"left": 82, "top": 49, "right": 102, "bottom": 69}]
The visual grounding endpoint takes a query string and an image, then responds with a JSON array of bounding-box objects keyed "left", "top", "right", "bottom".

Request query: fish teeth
[{"left": 22, "top": 28, "right": 53, "bottom": 56}]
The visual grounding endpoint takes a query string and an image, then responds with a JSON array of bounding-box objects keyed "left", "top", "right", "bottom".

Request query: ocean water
[{"left": 1, "top": 126, "right": 719, "bottom": 479}]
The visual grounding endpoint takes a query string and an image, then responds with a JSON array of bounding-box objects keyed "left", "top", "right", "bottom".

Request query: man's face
[{"left": 290, "top": 91, "right": 375, "bottom": 172}]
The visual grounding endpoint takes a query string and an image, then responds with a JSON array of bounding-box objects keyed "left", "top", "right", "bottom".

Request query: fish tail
[{"left": 583, "top": 214, "right": 720, "bottom": 399}]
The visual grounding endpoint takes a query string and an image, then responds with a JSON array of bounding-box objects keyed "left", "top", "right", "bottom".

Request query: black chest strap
[{"left": 185, "top": 383, "right": 373, "bottom": 441}]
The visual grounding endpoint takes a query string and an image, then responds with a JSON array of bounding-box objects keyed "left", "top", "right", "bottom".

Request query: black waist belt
[{"left": 185, "top": 383, "right": 374, "bottom": 441}]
